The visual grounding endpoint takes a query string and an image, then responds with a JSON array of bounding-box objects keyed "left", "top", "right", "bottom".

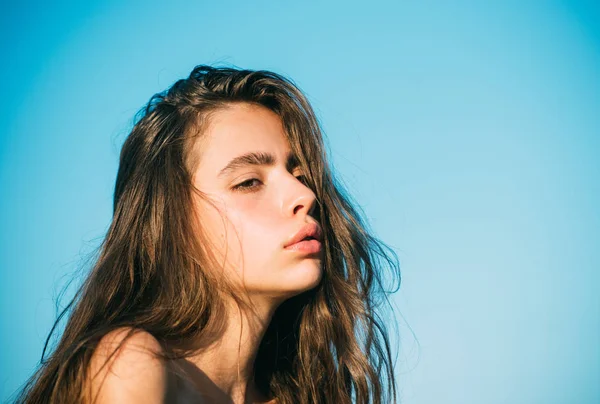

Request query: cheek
[
  {"left": 199, "top": 194, "right": 281, "bottom": 277},
  {"left": 227, "top": 202, "right": 280, "bottom": 261},
  {"left": 195, "top": 199, "right": 236, "bottom": 259}
]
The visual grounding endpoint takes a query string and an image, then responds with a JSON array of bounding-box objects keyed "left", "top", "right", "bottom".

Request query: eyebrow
[{"left": 217, "top": 150, "right": 300, "bottom": 178}]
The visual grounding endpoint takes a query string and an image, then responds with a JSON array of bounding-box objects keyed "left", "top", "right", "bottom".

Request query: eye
[{"left": 232, "top": 178, "right": 262, "bottom": 192}]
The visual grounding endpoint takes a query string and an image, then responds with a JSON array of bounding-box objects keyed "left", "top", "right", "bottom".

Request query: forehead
[{"left": 194, "top": 103, "right": 291, "bottom": 178}]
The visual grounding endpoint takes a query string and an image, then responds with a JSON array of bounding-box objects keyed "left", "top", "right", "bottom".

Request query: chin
[
  {"left": 280, "top": 258, "right": 323, "bottom": 296},
  {"left": 245, "top": 258, "right": 323, "bottom": 299}
]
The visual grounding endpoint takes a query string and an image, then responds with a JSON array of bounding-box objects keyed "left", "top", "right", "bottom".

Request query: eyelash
[{"left": 232, "top": 175, "right": 307, "bottom": 192}]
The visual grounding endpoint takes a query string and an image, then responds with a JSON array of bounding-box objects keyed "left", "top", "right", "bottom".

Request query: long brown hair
[{"left": 16, "top": 65, "right": 402, "bottom": 403}]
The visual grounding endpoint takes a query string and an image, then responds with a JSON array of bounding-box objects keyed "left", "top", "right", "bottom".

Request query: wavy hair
[{"left": 16, "top": 65, "right": 402, "bottom": 403}]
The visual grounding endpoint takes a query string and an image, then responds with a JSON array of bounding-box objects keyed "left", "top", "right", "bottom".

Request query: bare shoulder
[{"left": 85, "top": 327, "right": 168, "bottom": 403}]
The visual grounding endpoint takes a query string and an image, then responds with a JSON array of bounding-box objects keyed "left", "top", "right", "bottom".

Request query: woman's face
[{"left": 191, "top": 103, "right": 323, "bottom": 301}]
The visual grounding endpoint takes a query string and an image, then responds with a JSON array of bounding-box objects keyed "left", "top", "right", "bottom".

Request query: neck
[{"left": 184, "top": 296, "right": 278, "bottom": 404}]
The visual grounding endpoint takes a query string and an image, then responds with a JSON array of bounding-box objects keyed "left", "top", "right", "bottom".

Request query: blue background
[{"left": 1, "top": 1, "right": 598, "bottom": 403}]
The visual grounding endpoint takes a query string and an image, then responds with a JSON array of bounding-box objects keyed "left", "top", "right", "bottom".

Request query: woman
[{"left": 17, "top": 65, "right": 401, "bottom": 403}]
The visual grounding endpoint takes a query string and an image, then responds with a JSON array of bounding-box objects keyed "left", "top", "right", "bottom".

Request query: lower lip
[{"left": 285, "top": 239, "right": 322, "bottom": 254}]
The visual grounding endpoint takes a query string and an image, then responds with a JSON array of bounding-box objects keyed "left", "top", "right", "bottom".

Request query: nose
[{"left": 282, "top": 176, "right": 318, "bottom": 219}]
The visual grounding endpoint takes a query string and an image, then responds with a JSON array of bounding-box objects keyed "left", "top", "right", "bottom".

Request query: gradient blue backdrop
[{"left": 1, "top": 1, "right": 598, "bottom": 403}]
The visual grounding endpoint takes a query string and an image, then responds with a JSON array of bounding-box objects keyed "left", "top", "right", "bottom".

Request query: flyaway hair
[{"left": 16, "top": 65, "right": 402, "bottom": 404}]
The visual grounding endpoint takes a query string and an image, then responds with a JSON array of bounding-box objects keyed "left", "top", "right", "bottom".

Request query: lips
[
  {"left": 284, "top": 238, "right": 322, "bottom": 254},
  {"left": 284, "top": 222, "right": 323, "bottom": 249}
]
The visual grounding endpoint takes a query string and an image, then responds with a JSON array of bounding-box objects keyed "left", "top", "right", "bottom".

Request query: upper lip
[{"left": 284, "top": 222, "right": 323, "bottom": 248}]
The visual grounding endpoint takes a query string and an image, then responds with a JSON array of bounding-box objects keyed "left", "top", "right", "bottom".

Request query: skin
[
  {"left": 192, "top": 102, "right": 323, "bottom": 302},
  {"left": 185, "top": 102, "right": 323, "bottom": 402},
  {"left": 89, "top": 103, "right": 323, "bottom": 403}
]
